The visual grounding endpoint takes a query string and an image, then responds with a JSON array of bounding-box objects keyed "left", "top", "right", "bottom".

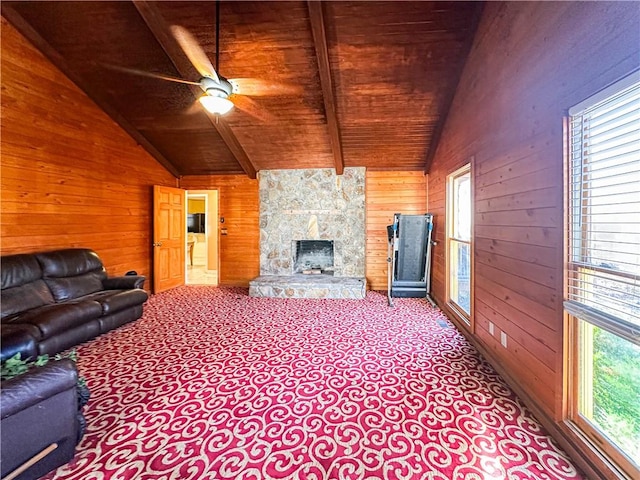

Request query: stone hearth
[{"left": 249, "top": 275, "right": 366, "bottom": 299}]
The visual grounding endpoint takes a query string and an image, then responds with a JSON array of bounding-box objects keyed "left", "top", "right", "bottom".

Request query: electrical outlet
[
  {"left": 488, "top": 322, "right": 495, "bottom": 335},
  {"left": 500, "top": 331, "right": 508, "bottom": 348}
]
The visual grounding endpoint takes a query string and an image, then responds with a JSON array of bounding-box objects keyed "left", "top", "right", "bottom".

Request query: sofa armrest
[
  {"left": 102, "top": 275, "right": 146, "bottom": 290},
  {"left": 0, "top": 325, "right": 38, "bottom": 363},
  {"left": 0, "top": 359, "right": 78, "bottom": 419}
]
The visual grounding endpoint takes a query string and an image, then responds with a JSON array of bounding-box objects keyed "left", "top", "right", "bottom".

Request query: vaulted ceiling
[{"left": 2, "top": 1, "right": 483, "bottom": 178}]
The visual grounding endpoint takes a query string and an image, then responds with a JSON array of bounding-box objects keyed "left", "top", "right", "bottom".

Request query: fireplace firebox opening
[{"left": 293, "top": 240, "right": 335, "bottom": 275}]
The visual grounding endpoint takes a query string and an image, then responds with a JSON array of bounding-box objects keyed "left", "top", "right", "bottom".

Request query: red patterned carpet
[{"left": 44, "top": 287, "right": 583, "bottom": 480}]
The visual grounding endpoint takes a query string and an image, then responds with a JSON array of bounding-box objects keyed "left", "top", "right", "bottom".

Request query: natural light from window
[
  {"left": 447, "top": 165, "right": 471, "bottom": 321},
  {"left": 566, "top": 73, "right": 639, "bottom": 476}
]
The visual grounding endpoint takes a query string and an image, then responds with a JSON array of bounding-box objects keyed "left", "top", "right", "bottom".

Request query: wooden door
[{"left": 153, "top": 185, "right": 186, "bottom": 293}]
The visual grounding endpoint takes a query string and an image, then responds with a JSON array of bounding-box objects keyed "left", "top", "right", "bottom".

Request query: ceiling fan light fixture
[{"left": 200, "top": 94, "right": 234, "bottom": 115}]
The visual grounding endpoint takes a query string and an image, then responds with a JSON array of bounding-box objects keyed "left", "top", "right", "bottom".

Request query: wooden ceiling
[{"left": 2, "top": 1, "right": 483, "bottom": 178}]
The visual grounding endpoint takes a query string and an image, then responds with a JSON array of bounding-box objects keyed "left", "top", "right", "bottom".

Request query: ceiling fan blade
[
  {"left": 171, "top": 25, "right": 220, "bottom": 83},
  {"left": 231, "top": 94, "right": 274, "bottom": 123},
  {"left": 229, "top": 78, "right": 303, "bottom": 97},
  {"left": 100, "top": 63, "right": 201, "bottom": 85}
]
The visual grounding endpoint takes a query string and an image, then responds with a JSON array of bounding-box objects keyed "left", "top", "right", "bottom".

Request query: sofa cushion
[
  {"left": 1, "top": 254, "right": 54, "bottom": 319},
  {"left": 44, "top": 273, "right": 105, "bottom": 303},
  {"left": 1, "top": 280, "right": 55, "bottom": 320},
  {"left": 82, "top": 289, "right": 149, "bottom": 315},
  {"left": 36, "top": 249, "right": 106, "bottom": 278},
  {"left": 1, "top": 254, "right": 42, "bottom": 289},
  {"left": 37, "top": 249, "right": 107, "bottom": 302},
  {"left": 37, "top": 322, "right": 101, "bottom": 357},
  {"left": 5, "top": 301, "right": 103, "bottom": 338}
]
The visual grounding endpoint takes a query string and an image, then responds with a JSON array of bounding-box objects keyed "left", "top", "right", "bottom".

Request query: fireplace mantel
[{"left": 282, "top": 209, "right": 342, "bottom": 215}]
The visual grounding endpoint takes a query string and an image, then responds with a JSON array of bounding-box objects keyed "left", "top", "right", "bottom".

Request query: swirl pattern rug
[{"left": 44, "top": 287, "right": 583, "bottom": 480}]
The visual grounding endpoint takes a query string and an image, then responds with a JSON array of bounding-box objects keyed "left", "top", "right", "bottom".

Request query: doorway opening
[{"left": 186, "top": 190, "right": 219, "bottom": 285}]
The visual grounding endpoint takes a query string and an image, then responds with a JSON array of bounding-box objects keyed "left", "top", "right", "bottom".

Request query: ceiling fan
[
  {"left": 105, "top": 2, "right": 297, "bottom": 119},
  {"left": 171, "top": 23, "right": 234, "bottom": 115}
]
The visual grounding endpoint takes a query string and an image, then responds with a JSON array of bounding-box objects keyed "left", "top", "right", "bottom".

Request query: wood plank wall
[
  {"left": 179, "top": 175, "right": 259, "bottom": 286},
  {"left": 1, "top": 18, "right": 177, "bottom": 279},
  {"left": 365, "top": 171, "right": 428, "bottom": 290},
  {"left": 428, "top": 2, "right": 639, "bottom": 474}
]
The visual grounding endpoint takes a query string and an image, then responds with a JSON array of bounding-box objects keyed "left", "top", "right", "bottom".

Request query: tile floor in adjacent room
[{"left": 186, "top": 264, "right": 218, "bottom": 285}]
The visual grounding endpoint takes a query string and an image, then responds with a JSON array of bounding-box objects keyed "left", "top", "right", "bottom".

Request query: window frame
[
  {"left": 446, "top": 162, "right": 473, "bottom": 327},
  {"left": 567, "top": 319, "right": 639, "bottom": 478},
  {"left": 564, "top": 71, "right": 640, "bottom": 479}
]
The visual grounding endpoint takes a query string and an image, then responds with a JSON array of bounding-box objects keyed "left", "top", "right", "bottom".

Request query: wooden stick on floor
[{"left": 3, "top": 443, "right": 58, "bottom": 480}]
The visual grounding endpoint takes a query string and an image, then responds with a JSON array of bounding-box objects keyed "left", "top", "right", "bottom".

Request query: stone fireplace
[{"left": 249, "top": 167, "right": 367, "bottom": 299}]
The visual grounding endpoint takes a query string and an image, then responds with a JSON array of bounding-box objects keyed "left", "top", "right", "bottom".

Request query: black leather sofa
[
  {"left": 1, "top": 359, "right": 82, "bottom": 480},
  {"left": 1, "top": 248, "right": 148, "bottom": 361}
]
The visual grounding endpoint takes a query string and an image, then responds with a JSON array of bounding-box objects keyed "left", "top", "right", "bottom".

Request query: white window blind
[{"left": 565, "top": 74, "right": 640, "bottom": 343}]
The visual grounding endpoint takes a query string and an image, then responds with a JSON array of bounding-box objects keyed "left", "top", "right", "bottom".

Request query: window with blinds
[
  {"left": 565, "top": 72, "right": 640, "bottom": 476},
  {"left": 565, "top": 74, "right": 640, "bottom": 339}
]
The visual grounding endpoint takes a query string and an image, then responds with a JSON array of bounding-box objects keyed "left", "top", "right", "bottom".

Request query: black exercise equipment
[{"left": 386, "top": 213, "right": 435, "bottom": 307}]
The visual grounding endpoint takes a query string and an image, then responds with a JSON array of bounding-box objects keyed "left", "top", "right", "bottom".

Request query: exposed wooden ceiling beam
[
  {"left": 1, "top": 3, "right": 180, "bottom": 178},
  {"left": 307, "top": 1, "right": 344, "bottom": 176},
  {"left": 211, "top": 118, "right": 257, "bottom": 179},
  {"left": 133, "top": 0, "right": 257, "bottom": 179}
]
